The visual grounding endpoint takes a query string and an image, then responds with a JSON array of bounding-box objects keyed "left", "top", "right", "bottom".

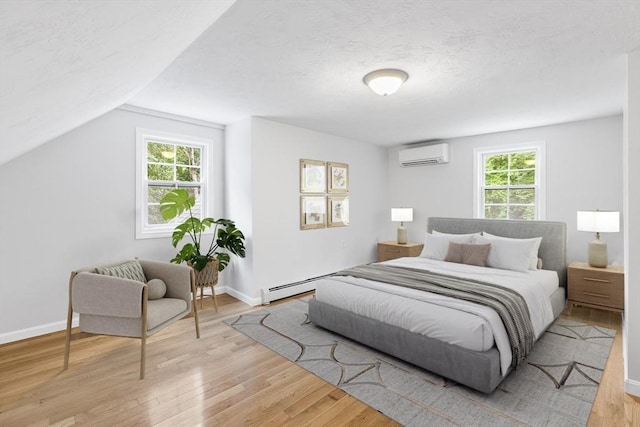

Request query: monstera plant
[{"left": 159, "top": 189, "right": 245, "bottom": 272}]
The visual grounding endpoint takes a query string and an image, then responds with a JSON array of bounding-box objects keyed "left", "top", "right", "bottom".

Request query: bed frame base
[{"left": 308, "top": 297, "right": 506, "bottom": 394}]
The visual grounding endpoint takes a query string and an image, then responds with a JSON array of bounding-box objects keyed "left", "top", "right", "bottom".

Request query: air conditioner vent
[{"left": 399, "top": 143, "right": 449, "bottom": 167}]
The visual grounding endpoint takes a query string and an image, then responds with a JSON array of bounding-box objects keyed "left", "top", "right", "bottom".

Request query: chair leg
[
  {"left": 64, "top": 308, "right": 72, "bottom": 370},
  {"left": 140, "top": 336, "right": 146, "bottom": 380},
  {"left": 64, "top": 272, "right": 77, "bottom": 370},
  {"left": 140, "top": 287, "right": 148, "bottom": 380},
  {"left": 191, "top": 270, "right": 201, "bottom": 339}
]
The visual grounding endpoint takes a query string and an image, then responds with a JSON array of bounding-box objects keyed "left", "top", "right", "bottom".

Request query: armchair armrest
[
  {"left": 138, "top": 260, "right": 192, "bottom": 302},
  {"left": 72, "top": 272, "right": 144, "bottom": 318}
]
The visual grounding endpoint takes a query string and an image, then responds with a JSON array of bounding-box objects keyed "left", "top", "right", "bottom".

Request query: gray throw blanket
[{"left": 333, "top": 264, "right": 534, "bottom": 368}]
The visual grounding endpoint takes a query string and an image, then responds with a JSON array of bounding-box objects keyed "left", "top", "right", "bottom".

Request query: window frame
[
  {"left": 473, "top": 141, "right": 546, "bottom": 221},
  {"left": 136, "top": 128, "right": 214, "bottom": 239}
]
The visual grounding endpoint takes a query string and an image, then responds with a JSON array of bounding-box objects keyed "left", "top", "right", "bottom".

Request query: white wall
[
  {"left": 225, "top": 117, "right": 389, "bottom": 304},
  {"left": 387, "top": 116, "right": 624, "bottom": 265},
  {"left": 623, "top": 48, "right": 640, "bottom": 397},
  {"left": 0, "top": 107, "right": 225, "bottom": 342}
]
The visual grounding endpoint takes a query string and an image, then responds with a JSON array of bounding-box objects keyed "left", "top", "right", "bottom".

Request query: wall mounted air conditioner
[{"left": 398, "top": 143, "right": 449, "bottom": 167}]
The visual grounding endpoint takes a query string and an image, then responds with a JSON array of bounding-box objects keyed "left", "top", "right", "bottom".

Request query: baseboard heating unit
[{"left": 261, "top": 274, "right": 332, "bottom": 305}]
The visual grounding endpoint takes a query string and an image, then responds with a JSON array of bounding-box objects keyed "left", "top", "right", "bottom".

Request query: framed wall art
[
  {"left": 327, "top": 196, "right": 349, "bottom": 227},
  {"left": 300, "top": 159, "right": 326, "bottom": 193},
  {"left": 300, "top": 196, "right": 326, "bottom": 230},
  {"left": 327, "top": 162, "right": 349, "bottom": 193}
]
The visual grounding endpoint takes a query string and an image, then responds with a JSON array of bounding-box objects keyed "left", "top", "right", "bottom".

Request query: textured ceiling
[
  {"left": 1, "top": 1, "right": 639, "bottom": 165},
  {"left": 0, "top": 0, "right": 235, "bottom": 164},
  {"left": 129, "top": 0, "right": 640, "bottom": 146}
]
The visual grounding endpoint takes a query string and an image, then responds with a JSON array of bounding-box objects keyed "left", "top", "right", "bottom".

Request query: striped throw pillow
[{"left": 95, "top": 260, "right": 147, "bottom": 283}]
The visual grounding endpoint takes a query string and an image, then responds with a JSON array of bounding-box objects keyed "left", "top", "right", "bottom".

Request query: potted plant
[{"left": 159, "top": 189, "right": 246, "bottom": 286}]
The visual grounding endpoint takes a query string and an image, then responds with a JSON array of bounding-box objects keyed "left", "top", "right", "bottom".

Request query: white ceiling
[{"left": 2, "top": 0, "right": 639, "bottom": 165}]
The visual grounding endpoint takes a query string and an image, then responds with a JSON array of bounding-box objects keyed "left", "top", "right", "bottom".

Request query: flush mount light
[{"left": 363, "top": 68, "right": 409, "bottom": 96}]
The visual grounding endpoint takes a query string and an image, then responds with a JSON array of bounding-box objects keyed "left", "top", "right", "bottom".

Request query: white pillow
[
  {"left": 420, "top": 232, "right": 476, "bottom": 260},
  {"left": 474, "top": 235, "right": 536, "bottom": 272},
  {"left": 482, "top": 232, "right": 542, "bottom": 270},
  {"left": 431, "top": 230, "right": 479, "bottom": 243}
]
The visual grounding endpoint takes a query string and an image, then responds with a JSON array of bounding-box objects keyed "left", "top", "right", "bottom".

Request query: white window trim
[
  {"left": 473, "top": 141, "right": 546, "bottom": 220},
  {"left": 136, "top": 128, "right": 215, "bottom": 239}
]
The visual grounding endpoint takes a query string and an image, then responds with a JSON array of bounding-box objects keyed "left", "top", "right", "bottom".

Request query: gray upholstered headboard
[{"left": 427, "top": 217, "right": 567, "bottom": 288}]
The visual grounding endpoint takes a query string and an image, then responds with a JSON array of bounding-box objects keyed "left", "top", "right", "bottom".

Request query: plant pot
[
  {"left": 190, "top": 258, "right": 219, "bottom": 288},
  {"left": 188, "top": 259, "right": 219, "bottom": 311}
]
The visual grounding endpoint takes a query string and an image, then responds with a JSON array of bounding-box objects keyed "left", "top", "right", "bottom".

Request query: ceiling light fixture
[{"left": 363, "top": 68, "right": 409, "bottom": 96}]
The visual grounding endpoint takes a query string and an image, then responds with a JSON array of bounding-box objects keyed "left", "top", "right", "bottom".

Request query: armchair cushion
[
  {"left": 95, "top": 259, "right": 147, "bottom": 283},
  {"left": 147, "top": 298, "right": 188, "bottom": 331}
]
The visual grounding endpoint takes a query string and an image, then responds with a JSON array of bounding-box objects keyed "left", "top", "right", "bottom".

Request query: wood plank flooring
[{"left": 0, "top": 293, "right": 637, "bottom": 426}]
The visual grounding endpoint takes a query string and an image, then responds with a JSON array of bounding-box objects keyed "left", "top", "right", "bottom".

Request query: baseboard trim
[
  {"left": 625, "top": 378, "right": 640, "bottom": 397},
  {"left": 0, "top": 316, "right": 79, "bottom": 345},
  {"left": 223, "top": 286, "right": 261, "bottom": 306}
]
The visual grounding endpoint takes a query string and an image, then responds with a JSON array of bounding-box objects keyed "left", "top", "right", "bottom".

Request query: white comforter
[{"left": 314, "top": 257, "right": 557, "bottom": 375}]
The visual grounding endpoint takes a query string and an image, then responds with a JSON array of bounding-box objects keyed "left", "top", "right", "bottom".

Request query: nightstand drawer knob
[
  {"left": 386, "top": 249, "right": 400, "bottom": 253},
  {"left": 583, "top": 277, "right": 610, "bottom": 284},
  {"left": 583, "top": 291, "right": 610, "bottom": 299}
]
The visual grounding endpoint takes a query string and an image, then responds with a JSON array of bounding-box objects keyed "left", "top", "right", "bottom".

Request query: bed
[{"left": 308, "top": 217, "right": 567, "bottom": 393}]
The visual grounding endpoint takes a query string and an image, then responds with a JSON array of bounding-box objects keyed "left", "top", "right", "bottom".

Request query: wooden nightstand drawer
[
  {"left": 568, "top": 276, "right": 623, "bottom": 308},
  {"left": 377, "top": 241, "right": 423, "bottom": 262},
  {"left": 567, "top": 262, "right": 624, "bottom": 312}
]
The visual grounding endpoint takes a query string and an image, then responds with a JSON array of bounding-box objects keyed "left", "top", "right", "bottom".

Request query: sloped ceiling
[
  {"left": 1, "top": 0, "right": 639, "bottom": 165},
  {"left": 0, "top": 0, "right": 235, "bottom": 164}
]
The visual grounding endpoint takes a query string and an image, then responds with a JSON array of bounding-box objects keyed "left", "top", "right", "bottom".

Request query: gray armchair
[{"left": 63, "top": 259, "right": 200, "bottom": 379}]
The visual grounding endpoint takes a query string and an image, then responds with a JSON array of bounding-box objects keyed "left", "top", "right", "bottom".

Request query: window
[
  {"left": 474, "top": 142, "right": 545, "bottom": 220},
  {"left": 136, "top": 129, "right": 213, "bottom": 239}
]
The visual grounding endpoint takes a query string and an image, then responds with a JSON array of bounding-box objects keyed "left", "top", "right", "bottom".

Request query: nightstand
[
  {"left": 377, "top": 241, "right": 424, "bottom": 262},
  {"left": 567, "top": 262, "right": 624, "bottom": 313}
]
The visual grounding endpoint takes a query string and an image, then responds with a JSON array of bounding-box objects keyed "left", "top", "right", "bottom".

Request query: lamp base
[
  {"left": 397, "top": 226, "right": 407, "bottom": 244},
  {"left": 588, "top": 239, "right": 608, "bottom": 268}
]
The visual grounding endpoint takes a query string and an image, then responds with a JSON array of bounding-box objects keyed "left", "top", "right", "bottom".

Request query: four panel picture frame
[{"left": 299, "top": 159, "right": 350, "bottom": 230}]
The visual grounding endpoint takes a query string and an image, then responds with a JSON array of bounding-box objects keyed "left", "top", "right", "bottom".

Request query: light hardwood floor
[{"left": 0, "top": 293, "right": 638, "bottom": 426}]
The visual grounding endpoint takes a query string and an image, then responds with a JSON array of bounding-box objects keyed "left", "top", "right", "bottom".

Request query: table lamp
[
  {"left": 577, "top": 210, "right": 619, "bottom": 268},
  {"left": 391, "top": 208, "right": 413, "bottom": 244}
]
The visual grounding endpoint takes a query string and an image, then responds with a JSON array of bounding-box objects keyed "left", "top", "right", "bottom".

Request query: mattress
[{"left": 314, "top": 256, "right": 558, "bottom": 375}]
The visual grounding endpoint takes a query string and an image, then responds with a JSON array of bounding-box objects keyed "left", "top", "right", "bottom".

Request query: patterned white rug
[{"left": 225, "top": 297, "right": 615, "bottom": 426}]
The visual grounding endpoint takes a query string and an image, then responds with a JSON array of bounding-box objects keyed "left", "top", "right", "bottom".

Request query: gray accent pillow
[
  {"left": 146, "top": 278, "right": 167, "bottom": 300},
  {"left": 95, "top": 260, "right": 147, "bottom": 283},
  {"left": 444, "top": 242, "right": 491, "bottom": 267}
]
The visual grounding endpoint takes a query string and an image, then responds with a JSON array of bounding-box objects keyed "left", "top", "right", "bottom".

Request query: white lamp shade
[
  {"left": 363, "top": 69, "right": 408, "bottom": 96},
  {"left": 577, "top": 210, "right": 620, "bottom": 233},
  {"left": 391, "top": 208, "right": 413, "bottom": 222}
]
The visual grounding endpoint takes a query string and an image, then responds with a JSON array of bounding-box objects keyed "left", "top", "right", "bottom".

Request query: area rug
[{"left": 225, "top": 298, "right": 615, "bottom": 426}]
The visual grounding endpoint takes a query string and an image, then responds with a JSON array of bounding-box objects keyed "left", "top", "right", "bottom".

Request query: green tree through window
[
  {"left": 476, "top": 145, "right": 544, "bottom": 220},
  {"left": 146, "top": 141, "right": 203, "bottom": 225},
  {"left": 136, "top": 128, "right": 212, "bottom": 239}
]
